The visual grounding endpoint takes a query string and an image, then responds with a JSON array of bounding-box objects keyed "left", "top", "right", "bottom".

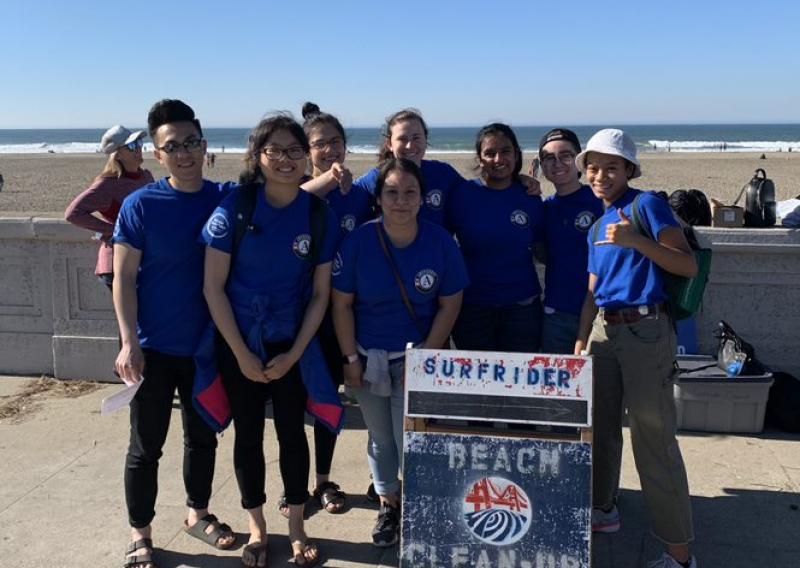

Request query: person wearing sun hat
[
  {"left": 573, "top": 128, "right": 699, "bottom": 568},
  {"left": 65, "top": 125, "right": 154, "bottom": 290}
]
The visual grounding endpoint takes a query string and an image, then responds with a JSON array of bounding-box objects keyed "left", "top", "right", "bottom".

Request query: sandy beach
[{"left": 1, "top": 151, "right": 799, "bottom": 216}]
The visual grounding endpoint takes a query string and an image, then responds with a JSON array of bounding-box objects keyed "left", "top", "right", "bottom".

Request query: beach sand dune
[{"left": 1, "top": 152, "right": 799, "bottom": 216}]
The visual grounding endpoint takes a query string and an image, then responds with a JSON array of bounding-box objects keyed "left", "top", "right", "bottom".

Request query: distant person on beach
[
  {"left": 65, "top": 125, "right": 154, "bottom": 291},
  {"left": 332, "top": 158, "right": 468, "bottom": 547},
  {"left": 446, "top": 122, "right": 545, "bottom": 352},
  {"left": 0, "top": 173, "right": 4, "bottom": 192},
  {"left": 112, "top": 99, "right": 236, "bottom": 568},
  {"left": 537, "top": 128, "right": 603, "bottom": 354},
  {"left": 202, "top": 113, "right": 340, "bottom": 567},
  {"left": 573, "top": 129, "right": 698, "bottom": 568}
]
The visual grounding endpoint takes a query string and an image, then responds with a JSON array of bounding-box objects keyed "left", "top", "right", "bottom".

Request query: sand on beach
[{"left": 1, "top": 151, "right": 799, "bottom": 216}]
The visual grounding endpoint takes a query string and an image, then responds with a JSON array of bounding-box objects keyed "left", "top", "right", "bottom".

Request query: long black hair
[
  {"left": 301, "top": 102, "right": 347, "bottom": 145},
  {"left": 474, "top": 122, "right": 523, "bottom": 182},
  {"left": 239, "top": 113, "right": 309, "bottom": 185}
]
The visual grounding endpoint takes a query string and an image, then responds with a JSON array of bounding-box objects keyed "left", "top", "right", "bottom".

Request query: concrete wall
[{"left": 0, "top": 218, "right": 799, "bottom": 380}]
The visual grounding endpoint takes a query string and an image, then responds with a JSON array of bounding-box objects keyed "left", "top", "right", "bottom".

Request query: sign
[
  {"left": 405, "top": 348, "right": 592, "bottom": 427},
  {"left": 402, "top": 432, "right": 591, "bottom": 567}
]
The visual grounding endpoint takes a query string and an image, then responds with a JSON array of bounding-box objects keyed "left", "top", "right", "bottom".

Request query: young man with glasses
[
  {"left": 538, "top": 128, "right": 604, "bottom": 354},
  {"left": 112, "top": 99, "right": 236, "bottom": 568}
]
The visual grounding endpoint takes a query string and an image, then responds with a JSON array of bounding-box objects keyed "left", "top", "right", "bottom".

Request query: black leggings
[
  {"left": 217, "top": 335, "right": 310, "bottom": 508},
  {"left": 313, "top": 312, "right": 343, "bottom": 477},
  {"left": 125, "top": 350, "right": 218, "bottom": 528}
]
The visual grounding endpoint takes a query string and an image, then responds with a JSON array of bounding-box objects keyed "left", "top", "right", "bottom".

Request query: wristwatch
[{"left": 341, "top": 353, "right": 359, "bottom": 365}]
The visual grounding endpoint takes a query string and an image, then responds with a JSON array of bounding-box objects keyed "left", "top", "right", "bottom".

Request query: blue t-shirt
[
  {"left": 446, "top": 179, "right": 545, "bottom": 306},
  {"left": 352, "top": 159, "right": 464, "bottom": 227},
  {"left": 332, "top": 219, "right": 469, "bottom": 352},
  {"left": 324, "top": 184, "right": 375, "bottom": 243},
  {"left": 200, "top": 187, "right": 339, "bottom": 338},
  {"left": 112, "top": 178, "right": 232, "bottom": 356},
  {"left": 543, "top": 185, "right": 604, "bottom": 315},
  {"left": 588, "top": 189, "right": 681, "bottom": 309}
]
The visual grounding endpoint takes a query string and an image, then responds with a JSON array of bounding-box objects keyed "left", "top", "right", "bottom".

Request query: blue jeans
[
  {"left": 348, "top": 359, "right": 405, "bottom": 497},
  {"left": 541, "top": 309, "right": 580, "bottom": 354},
  {"left": 452, "top": 299, "right": 543, "bottom": 352}
]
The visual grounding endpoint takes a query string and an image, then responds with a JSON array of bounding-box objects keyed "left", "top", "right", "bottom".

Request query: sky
[{"left": 1, "top": 0, "right": 798, "bottom": 128}]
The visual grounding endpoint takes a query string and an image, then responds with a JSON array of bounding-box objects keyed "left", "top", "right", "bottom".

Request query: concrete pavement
[{"left": 0, "top": 376, "right": 798, "bottom": 567}]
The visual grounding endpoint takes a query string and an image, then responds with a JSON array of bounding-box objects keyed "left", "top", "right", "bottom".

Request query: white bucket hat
[
  {"left": 100, "top": 125, "right": 147, "bottom": 155},
  {"left": 575, "top": 128, "right": 641, "bottom": 179}
]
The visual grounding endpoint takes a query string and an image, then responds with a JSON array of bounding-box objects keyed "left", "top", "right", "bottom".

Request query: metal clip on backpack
[{"left": 733, "top": 168, "right": 776, "bottom": 227}]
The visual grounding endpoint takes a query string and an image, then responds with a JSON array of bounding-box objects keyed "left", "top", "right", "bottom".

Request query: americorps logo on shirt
[
  {"left": 415, "top": 269, "right": 438, "bottom": 293},
  {"left": 332, "top": 252, "right": 343, "bottom": 276},
  {"left": 340, "top": 214, "right": 357, "bottom": 232},
  {"left": 574, "top": 210, "right": 597, "bottom": 231},
  {"left": 293, "top": 233, "right": 312, "bottom": 258},
  {"left": 425, "top": 189, "right": 444, "bottom": 210},
  {"left": 206, "top": 213, "right": 229, "bottom": 239},
  {"left": 510, "top": 209, "right": 530, "bottom": 228}
]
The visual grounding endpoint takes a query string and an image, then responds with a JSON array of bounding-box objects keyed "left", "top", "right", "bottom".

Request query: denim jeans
[
  {"left": 348, "top": 358, "right": 405, "bottom": 497},
  {"left": 541, "top": 308, "right": 580, "bottom": 354}
]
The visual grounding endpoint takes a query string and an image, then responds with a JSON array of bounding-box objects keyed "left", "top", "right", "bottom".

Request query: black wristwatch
[{"left": 341, "top": 353, "right": 359, "bottom": 365}]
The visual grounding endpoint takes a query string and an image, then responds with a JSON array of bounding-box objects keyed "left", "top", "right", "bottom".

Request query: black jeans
[
  {"left": 217, "top": 335, "right": 311, "bottom": 508},
  {"left": 452, "top": 298, "right": 544, "bottom": 353},
  {"left": 125, "top": 349, "right": 218, "bottom": 528}
]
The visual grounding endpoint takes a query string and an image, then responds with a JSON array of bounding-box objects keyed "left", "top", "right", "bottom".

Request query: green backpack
[{"left": 592, "top": 193, "right": 712, "bottom": 320}]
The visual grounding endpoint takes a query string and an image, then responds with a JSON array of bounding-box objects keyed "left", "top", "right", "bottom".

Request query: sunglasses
[{"left": 123, "top": 139, "right": 144, "bottom": 152}]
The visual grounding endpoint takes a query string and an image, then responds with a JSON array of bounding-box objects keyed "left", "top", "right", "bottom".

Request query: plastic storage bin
[{"left": 674, "top": 355, "right": 773, "bottom": 433}]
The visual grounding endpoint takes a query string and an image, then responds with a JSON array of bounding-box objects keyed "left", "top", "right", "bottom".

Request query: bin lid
[{"left": 676, "top": 355, "right": 773, "bottom": 383}]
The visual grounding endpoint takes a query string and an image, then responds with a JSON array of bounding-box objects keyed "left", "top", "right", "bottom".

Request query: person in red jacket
[{"left": 65, "top": 125, "right": 154, "bottom": 290}]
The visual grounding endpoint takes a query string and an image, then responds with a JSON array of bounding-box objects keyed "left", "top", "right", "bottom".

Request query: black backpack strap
[
  {"left": 230, "top": 182, "right": 260, "bottom": 266},
  {"left": 307, "top": 193, "right": 327, "bottom": 268}
]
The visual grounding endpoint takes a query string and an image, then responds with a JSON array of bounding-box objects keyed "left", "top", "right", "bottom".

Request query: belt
[{"left": 599, "top": 303, "right": 666, "bottom": 326}]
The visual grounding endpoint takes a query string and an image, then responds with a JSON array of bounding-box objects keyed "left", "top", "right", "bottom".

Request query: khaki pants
[{"left": 589, "top": 313, "right": 694, "bottom": 545}]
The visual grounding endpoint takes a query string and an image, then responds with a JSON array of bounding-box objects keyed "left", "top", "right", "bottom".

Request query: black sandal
[
  {"left": 278, "top": 494, "right": 308, "bottom": 519},
  {"left": 313, "top": 481, "right": 346, "bottom": 514},
  {"left": 123, "top": 538, "right": 155, "bottom": 568},
  {"left": 183, "top": 513, "right": 236, "bottom": 550}
]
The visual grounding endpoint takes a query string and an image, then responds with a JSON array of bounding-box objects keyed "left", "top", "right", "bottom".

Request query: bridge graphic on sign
[{"left": 462, "top": 476, "right": 532, "bottom": 545}]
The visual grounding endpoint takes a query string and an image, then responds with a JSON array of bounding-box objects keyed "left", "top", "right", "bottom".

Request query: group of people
[{"left": 65, "top": 99, "right": 698, "bottom": 568}]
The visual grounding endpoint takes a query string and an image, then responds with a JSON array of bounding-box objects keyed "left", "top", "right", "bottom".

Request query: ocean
[{"left": 1, "top": 124, "right": 799, "bottom": 155}]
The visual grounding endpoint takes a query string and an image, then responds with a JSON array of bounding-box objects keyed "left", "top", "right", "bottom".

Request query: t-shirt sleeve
[
  {"left": 529, "top": 195, "right": 545, "bottom": 243},
  {"left": 440, "top": 232, "right": 470, "bottom": 296},
  {"left": 332, "top": 232, "right": 357, "bottom": 294},
  {"left": 112, "top": 196, "right": 144, "bottom": 251},
  {"left": 352, "top": 168, "right": 379, "bottom": 196},
  {"left": 318, "top": 206, "right": 340, "bottom": 265},
  {"left": 199, "top": 195, "right": 236, "bottom": 254},
  {"left": 638, "top": 193, "right": 680, "bottom": 240}
]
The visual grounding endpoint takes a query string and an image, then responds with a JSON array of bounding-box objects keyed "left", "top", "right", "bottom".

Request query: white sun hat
[{"left": 575, "top": 128, "right": 641, "bottom": 179}]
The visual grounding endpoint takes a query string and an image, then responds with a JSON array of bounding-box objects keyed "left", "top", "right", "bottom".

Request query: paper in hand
[{"left": 101, "top": 377, "right": 144, "bottom": 415}]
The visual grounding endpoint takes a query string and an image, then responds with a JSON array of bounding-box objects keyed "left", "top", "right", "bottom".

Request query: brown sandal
[{"left": 123, "top": 538, "right": 156, "bottom": 568}]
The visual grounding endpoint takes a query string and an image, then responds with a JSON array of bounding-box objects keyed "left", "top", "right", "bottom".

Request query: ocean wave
[{"left": 646, "top": 140, "right": 800, "bottom": 152}]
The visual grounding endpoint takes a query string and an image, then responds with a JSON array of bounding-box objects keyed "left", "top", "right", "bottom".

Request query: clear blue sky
[{"left": 1, "top": 0, "right": 797, "bottom": 128}]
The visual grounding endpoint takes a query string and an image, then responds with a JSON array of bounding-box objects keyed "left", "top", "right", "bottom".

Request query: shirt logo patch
[
  {"left": 206, "top": 213, "right": 229, "bottom": 239},
  {"left": 510, "top": 210, "right": 530, "bottom": 228},
  {"left": 574, "top": 210, "right": 597, "bottom": 232},
  {"left": 332, "top": 252, "right": 343, "bottom": 276},
  {"left": 293, "top": 233, "right": 312, "bottom": 259},
  {"left": 414, "top": 269, "right": 438, "bottom": 294},
  {"left": 425, "top": 189, "right": 444, "bottom": 210},
  {"left": 340, "top": 214, "right": 357, "bottom": 232}
]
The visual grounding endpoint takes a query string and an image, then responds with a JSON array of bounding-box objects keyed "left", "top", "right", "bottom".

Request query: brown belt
[{"left": 600, "top": 303, "right": 666, "bottom": 326}]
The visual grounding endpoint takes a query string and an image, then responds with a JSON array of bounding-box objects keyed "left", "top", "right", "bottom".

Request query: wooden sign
[
  {"left": 405, "top": 348, "right": 593, "bottom": 427},
  {"left": 401, "top": 432, "right": 591, "bottom": 567}
]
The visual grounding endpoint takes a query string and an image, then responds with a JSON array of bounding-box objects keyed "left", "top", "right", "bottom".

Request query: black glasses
[
  {"left": 123, "top": 140, "right": 144, "bottom": 152},
  {"left": 262, "top": 146, "right": 306, "bottom": 160},
  {"left": 157, "top": 137, "right": 204, "bottom": 154},
  {"left": 541, "top": 151, "right": 576, "bottom": 167}
]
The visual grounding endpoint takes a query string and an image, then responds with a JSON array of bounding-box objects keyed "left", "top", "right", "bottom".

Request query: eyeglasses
[
  {"left": 309, "top": 136, "right": 344, "bottom": 151},
  {"left": 541, "top": 151, "right": 576, "bottom": 168},
  {"left": 262, "top": 146, "right": 306, "bottom": 160},
  {"left": 123, "top": 140, "right": 144, "bottom": 152},
  {"left": 157, "top": 137, "right": 204, "bottom": 154}
]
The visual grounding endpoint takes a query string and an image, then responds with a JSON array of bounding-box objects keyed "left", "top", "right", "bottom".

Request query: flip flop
[
  {"left": 184, "top": 513, "right": 236, "bottom": 550},
  {"left": 123, "top": 538, "right": 156, "bottom": 568},
  {"left": 313, "top": 481, "right": 346, "bottom": 514},
  {"left": 241, "top": 541, "right": 268, "bottom": 568},
  {"left": 291, "top": 540, "right": 320, "bottom": 567}
]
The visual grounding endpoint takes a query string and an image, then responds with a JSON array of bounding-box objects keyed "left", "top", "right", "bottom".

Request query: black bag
[
  {"left": 715, "top": 320, "right": 756, "bottom": 376},
  {"left": 733, "top": 168, "right": 776, "bottom": 227},
  {"left": 765, "top": 372, "right": 800, "bottom": 433}
]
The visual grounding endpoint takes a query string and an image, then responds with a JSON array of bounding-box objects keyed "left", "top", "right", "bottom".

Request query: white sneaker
[
  {"left": 591, "top": 505, "right": 620, "bottom": 533},
  {"left": 647, "top": 553, "right": 697, "bottom": 568}
]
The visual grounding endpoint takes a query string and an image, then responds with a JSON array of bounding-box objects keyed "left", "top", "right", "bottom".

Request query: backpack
[
  {"left": 734, "top": 168, "right": 776, "bottom": 227},
  {"left": 591, "top": 192, "right": 712, "bottom": 320}
]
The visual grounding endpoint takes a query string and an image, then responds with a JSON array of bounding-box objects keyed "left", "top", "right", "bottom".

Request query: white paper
[{"left": 101, "top": 377, "right": 144, "bottom": 415}]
